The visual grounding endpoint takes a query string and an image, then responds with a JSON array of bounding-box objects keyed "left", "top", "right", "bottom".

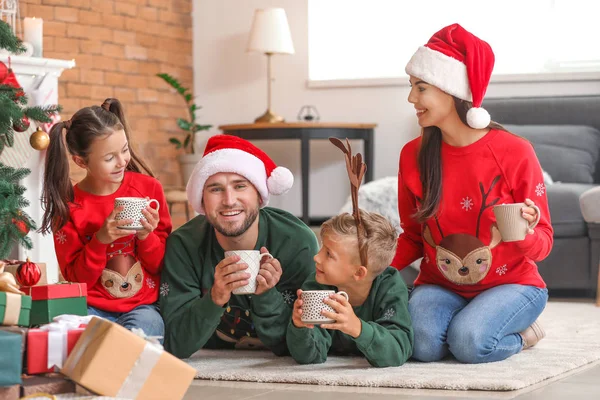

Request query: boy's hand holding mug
[
  {"left": 321, "top": 293, "right": 362, "bottom": 338},
  {"left": 292, "top": 289, "right": 315, "bottom": 329}
]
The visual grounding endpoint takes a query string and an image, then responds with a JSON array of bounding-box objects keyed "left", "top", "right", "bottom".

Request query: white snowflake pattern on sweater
[
  {"left": 382, "top": 308, "right": 396, "bottom": 320},
  {"left": 496, "top": 264, "right": 507, "bottom": 276},
  {"left": 146, "top": 278, "right": 156, "bottom": 289},
  {"left": 281, "top": 290, "right": 296, "bottom": 305},
  {"left": 55, "top": 230, "right": 67, "bottom": 245},
  {"left": 461, "top": 196, "right": 473, "bottom": 211},
  {"left": 535, "top": 183, "right": 546, "bottom": 197},
  {"left": 160, "top": 282, "right": 169, "bottom": 297}
]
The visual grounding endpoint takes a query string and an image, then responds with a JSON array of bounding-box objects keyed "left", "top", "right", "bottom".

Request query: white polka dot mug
[
  {"left": 114, "top": 197, "right": 160, "bottom": 230},
  {"left": 301, "top": 290, "right": 349, "bottom": 325},
  {"left": 224, "top": 250, "right": 274, "bottom": 295}
]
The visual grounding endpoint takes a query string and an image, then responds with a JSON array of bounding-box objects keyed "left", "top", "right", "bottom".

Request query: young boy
[{"left": 287, "top": 210, "right": 414, "bottom": 367}]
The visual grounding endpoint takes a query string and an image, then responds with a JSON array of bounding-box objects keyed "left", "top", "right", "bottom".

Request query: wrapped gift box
[
  {"left": 61, "top": 317, "right": 196, "bottom": 400},
  {"left": 27, "top": 326, "right": 86, "bottom": 374},
  {"left": 0, "top": 291, "right": 31, "bottom": 326},
  {"left": 0, "top": 385, "right": 19, "bottom": 400},
  {"left": 2, "top": 262, "right": 48, "bottom": 286},
  {"left": 21, "top": 283, "right": 88, "bottom": 326},
  {"left": 0, "top": 331, "right": 23, "bottom": 386},
  {"left": 21, "top": 282, "right": 87, "bottom": 300},
  {"left": 29, "top": 297, "right": 88, "bottom": 326},
  {"left": 0, "top": 326, "right": 28, "bottom": 370},
  {"left": 20, "top": 373, "right": 76, "bottom": 397}
]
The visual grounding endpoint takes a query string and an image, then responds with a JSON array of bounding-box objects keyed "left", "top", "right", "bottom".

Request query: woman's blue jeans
[{"left": 409, "top": 284, "right": 548, "bottom": 363}]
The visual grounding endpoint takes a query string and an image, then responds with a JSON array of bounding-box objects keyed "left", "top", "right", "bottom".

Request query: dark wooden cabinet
[{"left": 219, "top": 122, "right": 376, "bottom": 225}]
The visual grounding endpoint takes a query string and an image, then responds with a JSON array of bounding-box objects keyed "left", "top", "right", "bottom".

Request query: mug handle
[
  {"left": 148, "top": 199, "right": 160, "bottom": 211},
  {"left": 336, "top": 291, "right": 349, "bottom": 301},
  {"left": 260, "top": 252, "right": 273, "bottom": 262},
  {"left": 529, "top": 204, "right": 541, "bottom": 229}
]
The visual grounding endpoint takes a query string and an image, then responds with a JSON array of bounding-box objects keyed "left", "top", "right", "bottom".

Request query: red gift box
[
  {"left": 21, "top": 283, "right": 87, "bottom": 300},
  {"left": 27, "top": 325, "right": 85, "bottom": 374}
]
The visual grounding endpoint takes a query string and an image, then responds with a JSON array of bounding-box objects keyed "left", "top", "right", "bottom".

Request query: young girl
[
  {"left": 40, "top": 98, "right": 172, "bottom": 337},
  {"left": 393, "top": 24, "right": 553, "bottom": 363}
]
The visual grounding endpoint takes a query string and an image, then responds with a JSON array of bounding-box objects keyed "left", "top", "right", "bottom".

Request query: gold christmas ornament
[{"left": 30, "top": 128, "right": 50, "bottom": 151}]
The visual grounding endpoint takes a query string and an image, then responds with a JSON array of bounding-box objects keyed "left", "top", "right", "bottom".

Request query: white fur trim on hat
[
  {"left": 186, "top": 148, "right": 269, "bottom": 214},
  {"left": 466, "top": 107, "right": 491, "bottom": 129},
  {"left": 267, "top": 166, "right": 294, "bottom": 195},
  {"left": 405, "top": 46, "right": 472, "bottom": 102}
]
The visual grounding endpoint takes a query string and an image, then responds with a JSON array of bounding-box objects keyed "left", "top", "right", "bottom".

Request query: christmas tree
[
  {"left": 0, "top": 20, "right": 61, "bottom": 258},
  {"left": 0, "top": 164, "right": 35, "bottom": 258}
]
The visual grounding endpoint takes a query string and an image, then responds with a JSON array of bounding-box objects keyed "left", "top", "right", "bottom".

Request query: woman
[{"left": 392, "top": 24, "right": 553, "bottom": 363}]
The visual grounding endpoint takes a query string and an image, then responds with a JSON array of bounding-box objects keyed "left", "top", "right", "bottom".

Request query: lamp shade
[{"left": 247, "top": 8, "right": 295, "bottom": 54}]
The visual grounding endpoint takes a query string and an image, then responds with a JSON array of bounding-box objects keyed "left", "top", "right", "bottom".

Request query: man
[{"left": 160, "top": 135, "right": 319, "bottom": 358}]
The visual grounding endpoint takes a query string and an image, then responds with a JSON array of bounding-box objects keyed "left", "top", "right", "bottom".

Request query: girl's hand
[
  {"left": 96, "top": 206, "right": 136, "bottom": 244},
  {"left": 136, "top": 200, "right": 160, "bottom": 241},
  {"left": 321, "top": 293, "right": 362, "bottom": 338},
  {"left": 292, "top": 289, "right": 315, "bottom": 329},
  {"left": 522, "top": 198, "right": 539, "bottom": 235}
]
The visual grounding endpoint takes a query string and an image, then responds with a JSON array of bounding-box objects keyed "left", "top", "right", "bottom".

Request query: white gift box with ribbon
[
  {"left": 40, "top": 315, "right": 94, "bottom": 369},
  {"left": 27, "top": 314, "right": 93, "bottom": 374}
]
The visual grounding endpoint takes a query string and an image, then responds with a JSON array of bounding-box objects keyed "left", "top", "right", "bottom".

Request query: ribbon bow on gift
[
  {"left": 131, "top": 327, "right": 163, "bottom": 348},
  {"left": 0, "top": 261, "right": 25, "bottom": 325},
  {"left": 39, "top": 314, "right": 94, "bottom": 369},
  {"left": 0, "top": 260, "right": 24, "bottom": 295}
]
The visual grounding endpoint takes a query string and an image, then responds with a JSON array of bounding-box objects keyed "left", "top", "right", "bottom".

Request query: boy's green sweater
[
  {"left": 287, "top": 267, "right": 413, "bottom": 367},
  {"left": 160, "top": 207, "right": 319, "bottom": 359}
]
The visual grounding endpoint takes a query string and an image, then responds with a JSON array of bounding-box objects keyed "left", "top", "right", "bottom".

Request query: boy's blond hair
[{"left": 320, "top": 210, "right": 397, "bottom": 276}]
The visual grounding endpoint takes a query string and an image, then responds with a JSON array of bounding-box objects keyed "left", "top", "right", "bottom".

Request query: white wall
[{"left": 192, "top": 0, "right": 600, "bottom": 220}]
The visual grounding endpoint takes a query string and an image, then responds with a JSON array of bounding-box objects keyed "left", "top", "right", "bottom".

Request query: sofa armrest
[
  {"left": 580, "top": 187, "right": 600, "bottom": 299},
  {"left": 580, "top": 186, "right": 600, "bottom": 224}
]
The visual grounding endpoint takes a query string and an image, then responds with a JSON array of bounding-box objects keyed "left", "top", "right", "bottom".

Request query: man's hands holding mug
[
  {"left": 211, "top": 247, "right": 281, "bottom": 307},
  {"left": 255, "top": 247, "right": 282, "bottom": 295},
  {"left": 211, "top": 254, "right": 250, "bottom": 306}
]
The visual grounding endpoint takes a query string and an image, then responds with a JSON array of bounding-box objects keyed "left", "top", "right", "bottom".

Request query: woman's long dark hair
[
  {"left": 414, "top": 98, "right": 506, "bottom": 223},
  {"left": 40, "top": 98, "right": 154, "bottom": 234}
]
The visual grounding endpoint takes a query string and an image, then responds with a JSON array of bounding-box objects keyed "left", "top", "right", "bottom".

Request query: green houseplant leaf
[
  {"left": 156, "top": 73, "right": 212, "bottom": 154},
  {"left": 169, "top": 138, "right": 182, "bottom": 149}
]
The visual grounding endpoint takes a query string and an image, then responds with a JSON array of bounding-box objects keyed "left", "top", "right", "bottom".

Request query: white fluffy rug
[{"left": 186, "top": 302, "right": 600, "bottom": 391}]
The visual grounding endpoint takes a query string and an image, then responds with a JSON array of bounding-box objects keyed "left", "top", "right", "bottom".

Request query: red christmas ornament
[
  {"left": 16, "top": 258, "right": 42, "bottom": 287},
  {"left": 0, "top": 61, "right": 8, "bottom": 82},
  {"left": 12, "top": 217, "right": 30, "bottom": 235},
  {"left": 13, "top": 116, "right": 30, "bottom": 132},
  {"left": 1, "top": 68, "right": 25, "bottom": 98}
]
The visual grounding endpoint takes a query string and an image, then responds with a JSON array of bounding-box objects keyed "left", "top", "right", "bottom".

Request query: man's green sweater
[
  {"left": 160, "top": 207, "right": 319, "bottom": 359},
  {"left": 287, "top": 268, "right": 414, "bottom": 367}
]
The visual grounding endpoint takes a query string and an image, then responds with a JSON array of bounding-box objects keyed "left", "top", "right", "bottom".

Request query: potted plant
[{"left": 156, "top": 73, "right": 212, "bottom": 185}]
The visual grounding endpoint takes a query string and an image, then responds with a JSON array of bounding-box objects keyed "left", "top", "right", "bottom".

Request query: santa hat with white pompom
[
  {"left": 405, "top": 23, "right": 494, "bottom": 129},
  {"left": 186, "top": 134, "right": 294, "bottom": 214}
]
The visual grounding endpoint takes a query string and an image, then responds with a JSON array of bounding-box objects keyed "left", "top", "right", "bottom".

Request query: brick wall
[{"left": 20, "top": 0, "right": 194, "bottom": 227}]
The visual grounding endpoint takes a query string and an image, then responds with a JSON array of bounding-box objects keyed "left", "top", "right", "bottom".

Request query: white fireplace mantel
[{"left": 0, "top": 55, "right": 76, "bottom": 284}]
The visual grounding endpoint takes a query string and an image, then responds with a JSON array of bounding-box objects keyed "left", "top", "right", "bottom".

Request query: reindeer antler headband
[{"left": 329, "top": 137, "right": 368, "bottom": 267}]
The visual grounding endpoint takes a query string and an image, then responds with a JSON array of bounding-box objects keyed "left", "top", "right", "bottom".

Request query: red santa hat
[
  {"left": 405, "top": 23, "right": 495, "bottom": 129},
  {"left": 186, "top": 134, "right": 294, "bottom": 214}
]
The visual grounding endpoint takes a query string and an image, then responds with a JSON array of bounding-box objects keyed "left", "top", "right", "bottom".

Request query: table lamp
[{"left": 247, "top": 8, "right": 295, "bottom": 123}]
